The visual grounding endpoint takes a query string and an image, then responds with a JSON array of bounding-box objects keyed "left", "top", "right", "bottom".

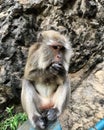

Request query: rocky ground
[
  {"left": 0, "top": 0, "right": 104, "bottom": 129},
  {"left": 60, "top": 62, "right": 104, "bottom": 130}
]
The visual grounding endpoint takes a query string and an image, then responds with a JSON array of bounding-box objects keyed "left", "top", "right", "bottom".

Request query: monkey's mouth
[
  {"left": 51, "top": 62, "right": 65, "bottom": 74},
  {"left": 46, "top": 61, "right": 65, "bottom": 76},
  {"left": 51, "top": 62, "right": 63, "bottom": 69}
]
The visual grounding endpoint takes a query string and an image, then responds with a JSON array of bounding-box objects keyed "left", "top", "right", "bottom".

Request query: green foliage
[{"left": 0, "top": 106, "right": 27, "bottom": 130}]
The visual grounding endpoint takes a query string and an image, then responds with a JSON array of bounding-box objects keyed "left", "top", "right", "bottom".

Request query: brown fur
[{"left": 21, "top": 30, "right": 73, "bottom": 129}]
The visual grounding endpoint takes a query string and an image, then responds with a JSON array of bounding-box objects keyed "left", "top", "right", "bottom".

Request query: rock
[
  {"left": 88, "top": 62, "right": 104, "bottom": 95},
  {"left": 60, "top": 62, "right": 104, "bottom": 129},
  {"left": 0, "top": 0, "right": 103, "bottom": 91},
  {"left": 0, "top": 85, "right": 14, "bottom": 112}
]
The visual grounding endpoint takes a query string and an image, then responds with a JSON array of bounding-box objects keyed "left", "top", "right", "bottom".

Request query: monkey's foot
[
  {"left": 47, "top": 108, "right": 58, "bottom": 121},
  {"left": 33, "top": 116, "right": 47, "bottom": 129}
]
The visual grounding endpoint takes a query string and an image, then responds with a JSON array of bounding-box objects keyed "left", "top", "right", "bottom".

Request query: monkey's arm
[
  {"left": 54, "top": 76, "right": 71, "bottom": 115},
  {"left": 24, "top": 68, "right": 43, "bottom": 81},
  {"left": 47, "top": 75, "right": 71, "bottom": 121},
  {"left": 24, "top": 62, "right": 58, "bottom": 81},
  {"left": 21, "top": 79, "right": 46, "bottom": 129}
]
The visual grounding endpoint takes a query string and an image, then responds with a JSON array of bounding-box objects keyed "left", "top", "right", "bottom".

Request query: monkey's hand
[
  {"left": 33, "top": 115, "right": 47, "bottom": 129},
  {"left": 50, "top": 63, "right": 65, "bottom": 76},
  {"left": 47, "top": 108, "right": 58, "bottom": 121}
]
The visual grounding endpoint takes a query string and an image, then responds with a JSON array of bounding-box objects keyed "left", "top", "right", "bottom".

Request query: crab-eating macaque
[{"left": 21, "top": 30, "right": 73, "bottom": 129}]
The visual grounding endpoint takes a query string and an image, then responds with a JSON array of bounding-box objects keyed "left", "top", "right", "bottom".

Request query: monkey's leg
[{"left": 21, "top": 79, "right": 47, "bottom": 129}]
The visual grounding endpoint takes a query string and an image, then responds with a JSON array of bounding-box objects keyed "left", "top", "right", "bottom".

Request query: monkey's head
[{"left": 37, "top": 30, "right": 73, "bottom": 75}]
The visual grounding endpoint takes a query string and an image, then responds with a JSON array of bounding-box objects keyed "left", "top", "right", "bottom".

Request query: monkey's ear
[
  {"left": 37, "top": 33, "right": 43, "bottom": 42},
  {"left": 57, "top": 26, "right": 68, "bottom": 35}
]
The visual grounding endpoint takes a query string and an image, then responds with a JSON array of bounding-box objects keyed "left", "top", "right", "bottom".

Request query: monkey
[{"left": 21, "top": 30, "right": 73, "bottom": 129}]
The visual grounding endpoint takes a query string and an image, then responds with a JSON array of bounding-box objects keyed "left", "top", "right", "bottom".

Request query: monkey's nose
[{"left": 56, "top": 55, "right": 61, "bottom": 59}]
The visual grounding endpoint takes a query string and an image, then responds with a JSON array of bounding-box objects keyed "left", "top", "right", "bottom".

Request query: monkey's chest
[
  {"left": 35, "top": 83, "right": 57, "bottom": 97},
  {"left": 35, "top": 84, "right": 57, "bottom": 110}
]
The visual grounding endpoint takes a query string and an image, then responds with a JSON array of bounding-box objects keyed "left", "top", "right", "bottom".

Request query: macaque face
[
  {"left": 37, "top": 30, "right": 72, "bottom": 74},
  {"left": 48, "top": 42, "right": 66, "bottom": 76},
  {"left": 49, "top": 42, "right": 65, "bottom": 63}
]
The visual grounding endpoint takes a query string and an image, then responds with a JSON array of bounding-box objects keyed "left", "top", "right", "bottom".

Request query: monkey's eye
[
  {"left": 52, "top": 46, "right": 58, "bottom": 50},
  {"left": 60, "top": 47, "right": 65, "bottom": 51}
]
